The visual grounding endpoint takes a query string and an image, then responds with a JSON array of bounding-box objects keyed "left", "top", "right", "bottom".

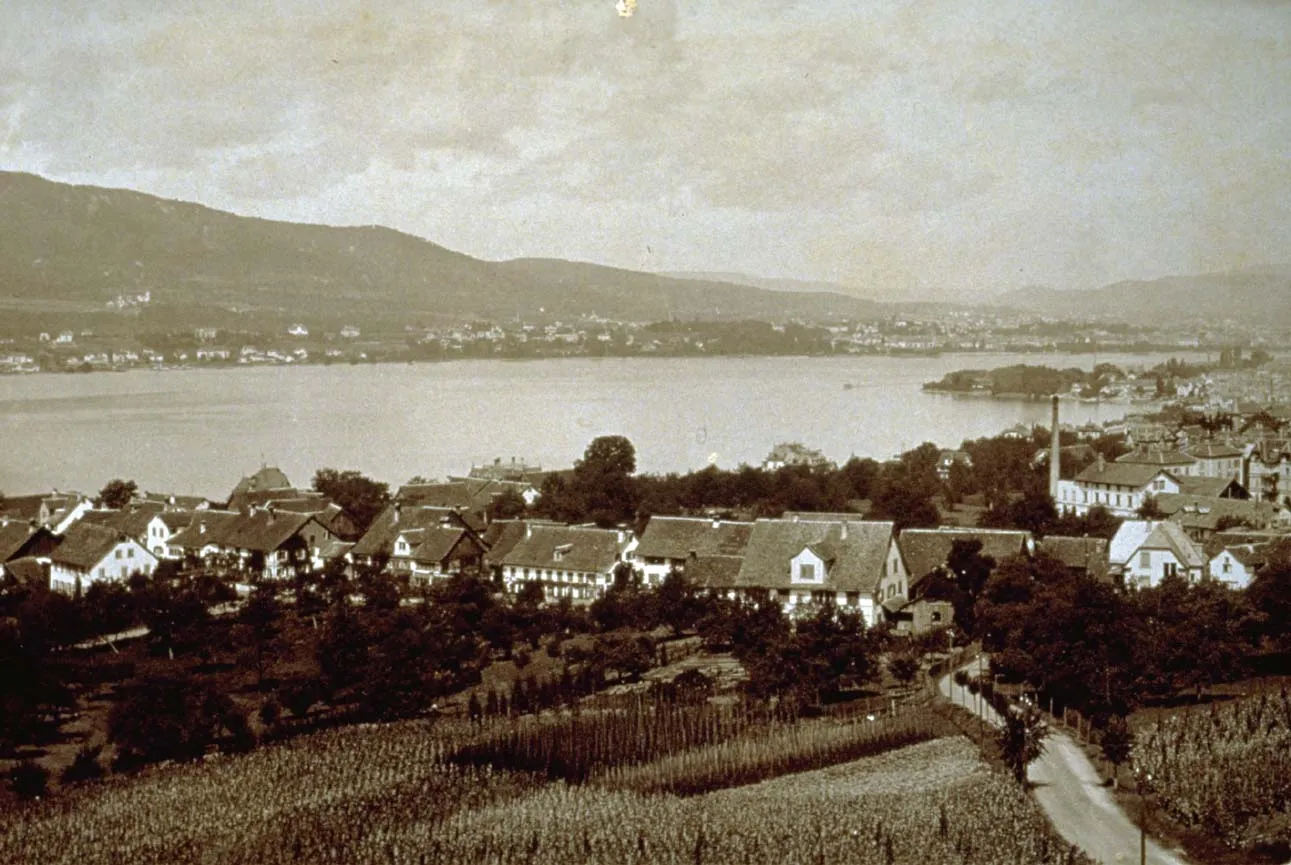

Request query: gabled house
[
  {"left": 1109, "top": 520, "right": 1206, "bottom": 588},
  {"left": 496, "top": 523, "right": 635, "bottom": 603},
  {"left": 46, "top": 521, "right": 158, "bottom": 595},
  {"left": 144, "top": 511, "right": 199, "bottom": 559},
  {"left": 1116, "top": 445, "right": 1198, "bottom": 476},
  {"left": 1207, "top": 544, "right": 1268, "bottom": 590},
  {"left": 391, "top": 524, "right": 487, "bottom": 585},
  {"left": 734, "top": 518, "right": 902, "bottom": 628},
  {"left": 76, "top": 505, "right": 165, "bottom": 547},
  {"left": 350, "top": 503, "right": 483, "bottom": 572},
  {"left": 630, "top": 516, "right": 754, "bottom": 586},
  {"left": 166, "top": 510, "right": 242, "bottom": 562},
  {"left": 142, "top": 492, "right": 212, "bottom": 511},
  {"left": 446, "top": 475, "right": 542, "bottom": 508},
  {"left": 1244, "top": 440, "right": 1291, "bottom": 506},
  {"left": 1175, "top": 476, "right": 1248, "bottom": 499},
  {"left": 395, "top": 482, "right": 493, "bottom": 527},
  {"left": 226, "top": 466, "right": 294, "bottom": 511}
]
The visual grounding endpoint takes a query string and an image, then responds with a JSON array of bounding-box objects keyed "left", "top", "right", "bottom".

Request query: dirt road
[{"left": 939, "top": 660, "right": 1188, "bottom": 865}]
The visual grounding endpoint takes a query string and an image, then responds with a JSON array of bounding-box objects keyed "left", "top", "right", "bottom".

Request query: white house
[
  {"left": 47, "top": 522, "right": 158, "bottom": 595},
  {"left": 734, "top": 518, "right": 902, "bottom": 628},
  {"left": 496, "top": 523, "right": 636, "bottom": 603},
  {"left": 1056, "top": 459, "right": 1183, "bottom": 518},
  {"left": 145, "top": 511, "right": 198, "bottom": 559},
  {"left": 1109, "top": 520, "right": 1206, "bottom": 589},
  {"left": 1207, "top": 545, "right": 1266, "bottom": 590}
]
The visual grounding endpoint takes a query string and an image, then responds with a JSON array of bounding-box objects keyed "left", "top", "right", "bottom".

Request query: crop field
[
  {"left": 1133, "top": 690, "right": 1291, "bottom": 852},
  {"left": 0, "top": 711, "right": 1085, "bottom": 865}
]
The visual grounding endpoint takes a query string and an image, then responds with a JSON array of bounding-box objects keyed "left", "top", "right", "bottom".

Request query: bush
[
  {"left": 9, "top": 761, "right": 49, "bottom": 800},
  {"left": 514, "top": 647, "right": 532, "bottom": 670},
  {"left": 60, "top": 745, "right": 106, "bottom": 785},
  {"left": 279, "top": 677, "right": 321, "bottom": 719},
  {"left": 259, "top": 696, "right": 283, "bottom": 728}
]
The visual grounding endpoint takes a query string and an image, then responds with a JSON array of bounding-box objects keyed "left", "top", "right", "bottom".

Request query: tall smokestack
[{"left": 1049, "top": 394, "right": 1061, "bottom": 500}]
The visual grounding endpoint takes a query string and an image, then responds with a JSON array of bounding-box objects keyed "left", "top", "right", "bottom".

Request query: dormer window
[{"left": 554, "top": 543, "right": 573, "bottom": 563}]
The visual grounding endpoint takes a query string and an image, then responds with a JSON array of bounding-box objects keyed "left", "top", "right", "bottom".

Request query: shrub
[{"left": 61, "top": 745, "right": 106, "bottom": 785}]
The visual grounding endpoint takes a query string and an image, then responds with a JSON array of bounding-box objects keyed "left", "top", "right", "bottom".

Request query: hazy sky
[{"left": 1, "top": 0, "right": 1288, "bottom": 299}]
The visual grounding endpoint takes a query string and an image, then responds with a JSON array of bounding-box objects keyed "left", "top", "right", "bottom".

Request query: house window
[
  {"left": 846, "top": 592, "right": 859, "bottom": 606},
  {"left": 1164, "top": 562, "right": 1178, "bottom": 578},
  {"left": 799, "top": 562, "right": 816, "bottom": 582},
  {"left": 931, "top": 610, "right": 943, "bottom": 623},
  {"left": 1222, "top": 560, "right": 1232, "bottom": 574},
  {"left": 115, "top": 549, "right": 124, "bottom": 559},
  {"left": 1139, "top": 551, "right": 1150, "bottom": 568}
]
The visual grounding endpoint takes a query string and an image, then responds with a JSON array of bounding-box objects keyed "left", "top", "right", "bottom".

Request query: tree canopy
[{"left": 312, "top": 468, "right": 390, "bottom": 533}]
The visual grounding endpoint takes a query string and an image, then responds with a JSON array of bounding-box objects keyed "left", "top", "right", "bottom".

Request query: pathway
[{"left": 939, "top": 660, "right": 1188, "bottom": 865}]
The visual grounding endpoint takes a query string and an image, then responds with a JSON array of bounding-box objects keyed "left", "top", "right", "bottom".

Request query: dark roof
[
  {"left": 1184, "top": 441, "right": 1244, "bottom": 459},
  {"left": 154, "top": 510, "right": 198, "bottom": 532},
  {"left": 736, "top": 519, "right": 895, "bottom": 594},
  {"left": 395, "top": 482, "right": 486, "bottom": 512},
  {"left": 1175, "top": 476, "right": 1246, "bottom": 499},
  {"left": 3, "top": 557, "right": 48, "bottom": 590},
  {"left": 0, "top": 494, "right": 46, "bottom": 521},
  {"left": 0, "top": 521, "right": 51, "bottom": 561},
  {"left": 686, "top": 554, "right": 745, "bottom": 589},
  {"left": 77, "top": 506, "right": 162, "bottom": 540},
  {"left": 1215, "top": 543, "right": 1271, "bottom": 569},
  {"left": 351, "top": 504, "right": 475, "bottom": 558},
  {"left": 1138, "top": 521, "right": 1206, "bottom": 569},
  {"left": 481, "top": 520, "right": 529, "bottom": 565},
  {"left": 635, "top": 517, "right": 753, "bottom": 560},
  {"left": 899, "top": 528, "right": 1031, "bottom": 581},
  {"left": 398, "top": 525, "right": 479, "bottom": 565},
  {"left": 220, "top": 511, "right": 320, "bottom": 553},
  {"left": 1116, "top": 446, "right": 1197, "bottom": 467},
  {"left": 50, "top": 522, "right": 131, "bottom": 570},
  {"left": 1156, "top": 494, "right": 1281, "bottom": 532},
  {"left": 143, "top": 492, "right": 211, "bottom": 510},
  {"left": 498, "top": 524, "right": 628, "bottom": 574},
  {"left": 166, "top": 511, "right": 244, "bottom": 550},
  {"left": 1074, "top": 462, "right": 1177, "bottom": 488},
  {"left": 1036, "top": 536, "right": 1110, "bottom": 582}
]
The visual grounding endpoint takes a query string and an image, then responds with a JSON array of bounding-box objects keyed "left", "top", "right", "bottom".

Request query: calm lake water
[{"left": 0, "top": 353, "right": 1200, "bottom": 499}]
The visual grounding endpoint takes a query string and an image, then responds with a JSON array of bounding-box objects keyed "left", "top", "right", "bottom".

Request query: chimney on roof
[
  {"left": 199, "top": 522, "right": 207, "bottom": 535},
  {"left": 840, "top": 520, "right": 848, "bottom": 540},
  {"left": 1096, "top": 452, "right": 1106, "bottom": 473},
  {"left": 1050, "top": 395, "right": 1061, "bottom": 500},
  {"left": 711, "top": 517, "right": 720, "bottom": 530},
  {"left": 393, "top": 502, "right": 401, "bottom": 524},
  {"left": 525, "top": 522, "right": 532, "bottom": 539}
]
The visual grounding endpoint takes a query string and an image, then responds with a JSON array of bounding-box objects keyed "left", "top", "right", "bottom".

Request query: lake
[{"left": 0, "top": 352, "right": 1198, "bottom": 499}]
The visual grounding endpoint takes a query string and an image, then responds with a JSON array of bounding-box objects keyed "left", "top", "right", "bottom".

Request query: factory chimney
[{"left": 1049, "top": 394, "right": 1061, "bottom": 500}]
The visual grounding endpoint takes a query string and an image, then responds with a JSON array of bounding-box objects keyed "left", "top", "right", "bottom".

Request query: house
[
  {"left": 1108, "top": 520, "right": 1206, "bottom": 588},
  {"left": 390, "top": 524, "right": 487, "bottom": 585},
  {"left": 496, "top": 523, "right": 635, "bottom": 603},
  {"left": 734, "top": 518, "right": 903, "bottom": 628},
  {"left": 887, "top": 583, "right": 956, "bottom": 636},
  {"left": 166, "top": 510, "right": 243, "bottom": 562},
  {"left": 1182, "top": 441, "right": 1244, "bottom": 481},
  {"left": 1154, "top": 493, "right": 1290, "bottom": 542},
  {"left": 1116, "top": 445, "right": 1198, "bottom": 476},
  {"left": 350, "top": 503, "right": 483, "bottom": 572},
  {"left": 1207, "top": 545, "right": 1268, "bottom": 590},
  {"left": 46, "top": 521, "right": 158, "bottom": 595},
  {"left": 167, "top": 508, "right": 338, "bottom": 580},
  {"left": 1035, "top": 536, "right": 1111, "bottom": 583},
  {"left": 898, "top": 528, "right": 1033, "bottom": 584},
  {"left": 0, "top": 520, "right": 58, "bottom": 576},
  {"left": 75, "top": 505, "right": 165, "bottom": 547},
  {"left": 1055, "top": 457, "right": 1183, "bottom": 518},
  {"left": 144, "top": 511, "right": 199, "bottom": 559},
  {"left": 1245, "top": 440, "right": 1291, "bottom": 506},
  {"left": 445, "top": 476, "right": 543, "bottom": 509},
  {"left": 394, "top": 482, "right": 494, "bottom": 526},
  {"left": 142, "top": 492, "right": 212, "bottom": 511},
  {"left": 630, "top": 516, "right": 754, "bottom": 586},
  {"left": 1, "top": 492, "right": 95, "bottom": 533}
]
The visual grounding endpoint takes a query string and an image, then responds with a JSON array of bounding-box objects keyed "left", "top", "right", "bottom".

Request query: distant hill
[
  {"left": 0, "top": 172, "right": 879, "bottom": 335},
  {"left": 662, "top": 270, "right": 965, "bottom": 306},
  {"left": 994, "top": 269, "right": 1291, "bottom": 327}
]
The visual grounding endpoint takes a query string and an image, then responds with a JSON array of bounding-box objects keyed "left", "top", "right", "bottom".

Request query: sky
[{"left": 1, "top": 0, "right": 1288, "bottom": 301}]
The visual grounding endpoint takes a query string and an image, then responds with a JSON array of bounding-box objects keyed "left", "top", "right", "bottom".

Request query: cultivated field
[
  {"left": 1133, "top": 690, "right": 1291, "bottom": 853},
  {"left": 0, "top": 710, "right": 1088, "bottom": 865}
]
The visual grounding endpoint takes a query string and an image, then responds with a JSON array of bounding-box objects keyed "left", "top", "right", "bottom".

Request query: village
[{"left": 3, "top": 390, "right": 1291, "bottom": 630}]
